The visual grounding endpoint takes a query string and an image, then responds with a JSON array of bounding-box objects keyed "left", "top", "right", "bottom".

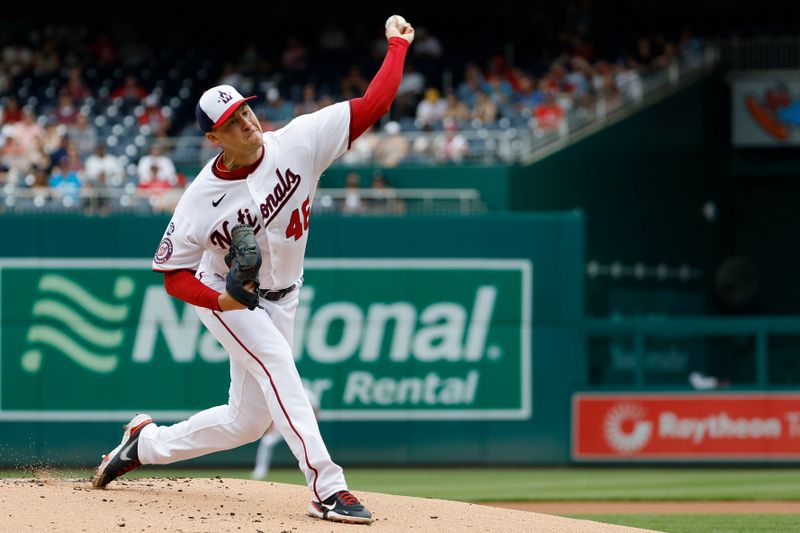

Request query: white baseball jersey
[{"left": 152, "top": 102, "right": 350, "bottom": 290}]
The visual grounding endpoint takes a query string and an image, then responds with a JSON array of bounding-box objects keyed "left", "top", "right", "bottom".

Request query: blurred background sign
[{"left": 731, "top": 72, "right": 800, "bottom": 146}]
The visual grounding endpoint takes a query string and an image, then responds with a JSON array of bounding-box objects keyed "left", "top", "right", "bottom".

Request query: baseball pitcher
[{"left": 92, "top": 15, "right": 415, "bottom": 525}]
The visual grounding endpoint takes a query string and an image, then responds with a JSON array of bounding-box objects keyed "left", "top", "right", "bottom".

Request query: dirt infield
[
  {"left": 486, "top": 501, "right": 800, "bottom": 514},
  {"left": 0, "top": 477, "right": 656, "bottom": 533}
]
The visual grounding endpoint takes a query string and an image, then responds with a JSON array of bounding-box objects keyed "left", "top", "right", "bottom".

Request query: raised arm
[{"left": 348, "top": 15, "right": 416, "bottom": 143}]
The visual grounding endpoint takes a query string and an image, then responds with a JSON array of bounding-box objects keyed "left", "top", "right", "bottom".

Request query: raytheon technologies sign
[{"left": 573, "top": 393, "right": 800, "bottom": 460}]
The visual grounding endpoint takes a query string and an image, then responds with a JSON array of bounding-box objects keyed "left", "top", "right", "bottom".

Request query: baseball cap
[{"left": 195, "top": 84, "right": 256, "bottom": 133}]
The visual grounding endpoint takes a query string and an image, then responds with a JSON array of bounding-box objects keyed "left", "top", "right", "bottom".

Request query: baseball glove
[{"left": 224, "top": 224, "right": 262, "bottom": 310}]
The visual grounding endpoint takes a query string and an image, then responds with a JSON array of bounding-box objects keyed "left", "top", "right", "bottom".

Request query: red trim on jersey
[
  {"left": 211, "top": 311, "right": 323, "bottom": 503},
  {"left": 212, "top": 145, "right": 265, "bottom": 180},
  {"left": 163, "top": 270, "right": 222, "bottom": 311},
  {"left": 212, "top": 96, "right": 257, "bottom": 129},
  {"left": 348, "top": 37, "right": 410, "bottom": 146}
]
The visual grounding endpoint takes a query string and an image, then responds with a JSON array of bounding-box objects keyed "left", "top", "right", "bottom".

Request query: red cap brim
[{"left": 212, "top": 96, "right": 257, "bottom": 129}]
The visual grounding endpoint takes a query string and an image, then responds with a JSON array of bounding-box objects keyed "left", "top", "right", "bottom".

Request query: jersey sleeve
[
  {"left": 151, "top": 211, "right": 204, "bottom": 272},
  {"left": 291, "top": 101, "right": 351, "bottom": 176}
]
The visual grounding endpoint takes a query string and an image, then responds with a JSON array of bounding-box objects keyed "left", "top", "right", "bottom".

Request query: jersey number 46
[{"left": 285, "top": 196, "right": 311, "bottom": 241}]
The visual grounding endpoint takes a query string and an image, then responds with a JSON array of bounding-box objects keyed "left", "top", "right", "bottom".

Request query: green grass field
[
  {"left": 570, "top": 514, "right": 800, "bottom": 533},
  {"left": 3, "top": 467, "right": 798, "bottom": 532}
]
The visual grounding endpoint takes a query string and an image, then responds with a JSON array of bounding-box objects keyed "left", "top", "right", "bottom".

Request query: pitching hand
[{"left": 385, "top": 15, "right": 415, "bottom": 44}]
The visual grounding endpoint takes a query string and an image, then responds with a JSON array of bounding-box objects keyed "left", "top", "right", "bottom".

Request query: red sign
[{"left": 573, "top": 393, "right": 800, "bottom": 460}]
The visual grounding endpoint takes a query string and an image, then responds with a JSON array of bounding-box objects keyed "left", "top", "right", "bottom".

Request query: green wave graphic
[
  {"left": 32, "top": 300, "right": 123, "bottom": 349},
  {"left": 38, "top": 275, "right": 129, "bottom": 321},
  {"left": 27, "top": 325, "right": 118, "bottom": 373}
]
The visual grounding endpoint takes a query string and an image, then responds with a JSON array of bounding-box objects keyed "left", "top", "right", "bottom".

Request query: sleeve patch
[{"left": 154, "top": 238, "right": 174, "bottom": 264}]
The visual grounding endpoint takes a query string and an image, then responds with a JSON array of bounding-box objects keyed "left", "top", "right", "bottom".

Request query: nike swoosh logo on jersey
[
  {"left": 212, "top": 193, "right": 226, "bottom": 207},
  {"left": 119, "top": 440, "right": 137, "bottom": 462}
]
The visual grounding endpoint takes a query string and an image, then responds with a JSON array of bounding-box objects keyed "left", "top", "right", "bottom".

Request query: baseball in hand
[{"left": 385, "top": 15, "right": 407, "bottom": 29}]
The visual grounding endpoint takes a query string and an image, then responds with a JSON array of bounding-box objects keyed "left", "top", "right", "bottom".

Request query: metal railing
[
  {"left": 583, "top": 316, "right": 800, "bottom": 389},
  {"left": 0, "top": 186, "right": 486, "bottom": 216}
]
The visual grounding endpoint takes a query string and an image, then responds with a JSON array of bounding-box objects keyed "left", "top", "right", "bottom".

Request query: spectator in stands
[
  {"left": 433, "top": 118, "right": 469, "bottom": 164},
  {"left": 32, "top": 40, "right": 60, "bottom": 78},
  {"left": 340, "top": 65, "right": 369, "bottom": 100},
  {"left": 42, "top": 119, "right": 65, "bottom": 154},
  {"left": 49, "top": 165, "right": 82, "bottom": 205},
  {"left": 616, "top": 58, "right": 643, "bottom": 103},
  {"left": 485, "top": 55, "right": 521, "bottom": 93},
  {"left": 59, "top": 67, "right": 91, "bottom": 103},
  {"left": 69, "top": 113, "right": 98, "bottom": 159},
  {"left": 1, "top": 96, "right": 22, "bottom": 124},
  {"left": 29, "top": 167, "right": 50, "bottom": 204},
  {"left": 27, "top": 138, "right": 51, "bottom": 174},
  {"left": 566, "top": 58, "right": 592, "bottom": 100},
  {"left": 485, "top": 75, "right": 514, "bottom": 118},
  {"left": 514, "top": 74, "right": 545, "bottom": 114},
  {"left": 53, "top": 95, "right": 79, "bottom": 126},
  {"left": 2, "top": 42, "right": 33, "bottom": 78},
  {"left": 139, "top": 93, "right": 170, "bottom": 133},
  {"left": 375, "top": 121, "right": 409, "bottom": 167},
  {"left": 218, "top": 63, "right": 244, "bottom": 90},
  {"left": 82, "top": 170, "right": 113, "bottom": 216},
  {"left": 443, "top": 92, "right": 470, "bottom": 123},
  {"left": 416, "top": 87, "right": 447, "bottom": 130},
  {"left": 457, "top": 63, "right": 488, "bottom": 108},
  {"left": 591, "top": 61, "right": 619, "bottom": 108},
  {"left": 137, "top": 144, "right": 177, "bottom": 187},
  {"left": 11, "top": 107, "right": 44, "bottom": 155},
  {"left": 45, "top": 130, "right": 69, "bottom": 173},
  {"left": 85, "top": 144, "right": 124, "bottom": 186},
  {"left": 261, "top": 87, "right": 294, "bottom": 128},
  {"left": 137, "top": 155, "right": 180, "bottom": 215},
  {"left": 341, "top": 125, "right": 379, "bottom": 166},
  {"left": 341, "top": 171, "right": 364, "bottom": 214},
  {"left": 472, "top": 90, "right": 498, "bottom": 125},
  {"left": 533, "top": 91, "right": 566, "bottom": 131},
  {"left": 63, "top": 143, "right": 85, "bottom": 176},
  {"left": 394, "top": 62, "right": 425, "bottom": 119},
  {"left": 368, "top": 170, "right": 405, "bottom": 215},
  {"left": 111, "top": 74, "right": 148, "bottom": 103},
  {"left": 294, "top": 84, "right": 320, "bottom": 116}
]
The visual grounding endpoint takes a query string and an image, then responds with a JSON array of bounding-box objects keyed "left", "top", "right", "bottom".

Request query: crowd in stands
[{"left": 0, "top": 17, "right": 706, "bottom": 214}]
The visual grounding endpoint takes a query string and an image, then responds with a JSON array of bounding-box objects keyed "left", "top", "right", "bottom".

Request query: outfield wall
[{"left": 0, "top": 212, "right": 583, "bottom": 466}]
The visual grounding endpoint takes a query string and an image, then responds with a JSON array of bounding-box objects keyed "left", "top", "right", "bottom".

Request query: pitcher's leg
[
  {"left": 138, "top": 362, "right": 270, "bottom": 464},
  {"left": 208, "top": 308, "right": 347, "bottom": 501}
]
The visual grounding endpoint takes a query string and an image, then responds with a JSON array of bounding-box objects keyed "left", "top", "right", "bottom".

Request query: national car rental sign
[{"left": 573, "top": 393, "right": 800, "bottom": 461}]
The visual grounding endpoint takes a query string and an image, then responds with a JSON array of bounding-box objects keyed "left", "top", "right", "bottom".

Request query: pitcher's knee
[{"left": 231, "top": 413, "right": 270, "bottom": 443}]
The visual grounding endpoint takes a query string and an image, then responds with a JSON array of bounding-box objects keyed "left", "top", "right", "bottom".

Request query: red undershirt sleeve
[
  {"left": 348, "top": 37, "right": 410, "bottom": 144},
  {"left": 163, "top": 270, "right": 222, "bottom": 311}
]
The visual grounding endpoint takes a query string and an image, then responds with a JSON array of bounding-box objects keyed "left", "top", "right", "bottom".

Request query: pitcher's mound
[{"left": 0, "top": 477, "right": 656, "bottom": 532}]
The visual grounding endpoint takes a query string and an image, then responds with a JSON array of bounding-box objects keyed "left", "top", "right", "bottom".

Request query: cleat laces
[{"left": 337, "top": 491, "right": 360, "bottom": 506}]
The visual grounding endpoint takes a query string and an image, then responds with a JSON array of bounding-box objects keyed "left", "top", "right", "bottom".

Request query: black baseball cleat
[
  {"left": 308, "top": 490, "right": 374, "bottom": 524},
  {"left": 91, "top": 413, "right": 153, "bottom": 488}
]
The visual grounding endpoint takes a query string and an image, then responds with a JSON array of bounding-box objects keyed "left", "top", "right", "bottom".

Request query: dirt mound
[{"left": 0, "top": 477, "right": 657, "bottom": 532}]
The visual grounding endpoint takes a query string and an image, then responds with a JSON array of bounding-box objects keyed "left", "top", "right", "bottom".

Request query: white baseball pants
[{"left": 137, "top": 281, "right": 347, "bottom": 502}]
